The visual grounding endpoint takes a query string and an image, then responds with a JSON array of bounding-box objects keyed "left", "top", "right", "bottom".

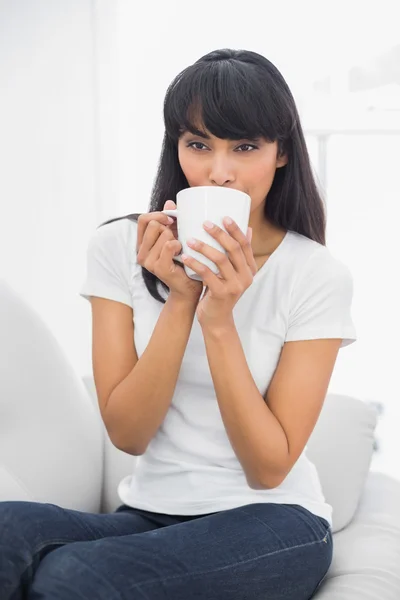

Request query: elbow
[
  {"left": 247, "top": 477, "right": 282, "bottom": 491},
  {"left": 120, "top": 446, "right": 145, "bottom": 457},
  {"left": 103, "top": 407, "right": 148, "bottom": 456},
  {"left": 246, "top": 468, "right": 287, "bottom": 491},
  {"left": 111, "top": 437, "right": 146, "bottom": 456},
  {"left": 105, "top": 423, "right": 148, "bottom": 456}
]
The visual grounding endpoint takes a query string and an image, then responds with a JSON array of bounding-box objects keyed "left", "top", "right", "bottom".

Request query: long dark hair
[{"left": 100, "top": 48, "right": 326, "bottom": 304}]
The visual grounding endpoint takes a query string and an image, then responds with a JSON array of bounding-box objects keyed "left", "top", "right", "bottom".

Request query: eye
[
  {"left": 235, "top": 144, "right": 258, "bottom": 152},
  {"left": 187, "top": 142, "right": 209, "bottom": 151},
  {"left": 186, "top": 141, "right": 259, "bottom": 153}
]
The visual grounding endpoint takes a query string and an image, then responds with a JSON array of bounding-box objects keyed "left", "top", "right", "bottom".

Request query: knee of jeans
[
  {"left": 0, "top": 501, "right": 33, "bottom": 541},
  {"left": 29, "top": 545, "right": 84, "bottom": 599},
  {"left": 0, "top": 500, "right": 58, "bottom": 556},
  {"left": 34, "top": 544, "right": 78, "bottom": 579},
  {"left": 32, "top": 542, "right": 107, "bottom": 592}
]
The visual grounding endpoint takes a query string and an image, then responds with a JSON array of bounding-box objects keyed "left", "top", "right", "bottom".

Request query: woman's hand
[
  {"left": 136, "top": 201, "right": 203, "bottom": 303},
  {"left": 182, "top": 218, "right": 257, "bottom": 330}
]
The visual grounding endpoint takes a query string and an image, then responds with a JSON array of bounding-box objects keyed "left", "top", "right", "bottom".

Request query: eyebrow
[
  {"left": 182, "top": 130, "right": 262, "bottom": 143},
  {"left": 181, "top": 129, "right": 210, "bottom": 139}
]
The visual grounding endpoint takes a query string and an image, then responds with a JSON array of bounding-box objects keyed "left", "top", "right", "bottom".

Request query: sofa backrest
[
  {"left": 306, "top": 393, "right": 377, "bottom": 531},
  {"left": 0, "top": 279, "right": 103, "bottom": 511}
]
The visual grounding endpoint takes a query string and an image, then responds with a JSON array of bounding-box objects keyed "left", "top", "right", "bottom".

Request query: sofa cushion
[
  {"left": 0, "top": 279, "right": 103, "bottom": 512},
  {"left": 315, "top": 471, "right": 400, "bottom": 599},
  {"left": 307, "top": 393, "right": 378, "bottom": 532}
]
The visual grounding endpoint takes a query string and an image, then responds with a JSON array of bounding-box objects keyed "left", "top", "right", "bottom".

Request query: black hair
[{"left": 100, "top": 48, "right": 326, "bottom": 304}]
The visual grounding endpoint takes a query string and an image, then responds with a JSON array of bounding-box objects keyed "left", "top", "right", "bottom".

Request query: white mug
[{"left": 162, "top": 186, "right": 251, "bottom": 281}]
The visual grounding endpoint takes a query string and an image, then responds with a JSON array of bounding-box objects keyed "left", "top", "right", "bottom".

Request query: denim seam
[
  {"left": 237, "top": 506, "right": 330, "bottom": 545},
  {"left": 284, "top": 504, "right": 331, "bottom": 538},
  {"left": 235, "top": 508, "right": 291, "bottom": 546},
  {"left": 31, "top": 538, "right": 77, "bottom": 556},
  {"left": 129, "top": 535, "right": 331, "bottom": 591}
]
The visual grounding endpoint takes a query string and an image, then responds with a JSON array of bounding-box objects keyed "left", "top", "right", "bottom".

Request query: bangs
[{"left": 164, "top": 59, "right": 285, "bottom": 143}]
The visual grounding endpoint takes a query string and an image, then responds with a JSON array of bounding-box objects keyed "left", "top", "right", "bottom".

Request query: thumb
[{"left": 164, "top": 199, "right": 177, "bottom": 209}]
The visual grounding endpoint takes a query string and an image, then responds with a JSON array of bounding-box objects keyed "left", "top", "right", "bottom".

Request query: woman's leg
[
  {"left": 0, "top": 500, "right": 185, "bottom": 600},
  {"left": 29, "top": 502, "right": 332, "bottom": 600}
]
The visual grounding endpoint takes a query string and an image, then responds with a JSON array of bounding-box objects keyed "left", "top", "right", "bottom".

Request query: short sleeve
[
  {"left": 79, "top": 218, "right": 137, "bottom": 308},
  {"left": 285, "top": 249, "right": 357, "bottom": 348}
]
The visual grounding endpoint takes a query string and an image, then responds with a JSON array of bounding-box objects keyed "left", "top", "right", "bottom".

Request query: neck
[{"left": 249, "top": 216, "right": 286, "bottom": 257}]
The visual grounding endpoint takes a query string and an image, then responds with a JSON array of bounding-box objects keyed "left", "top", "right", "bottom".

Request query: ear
[{"left": 276, "top": 152, "right": 288, "bottom": 169}]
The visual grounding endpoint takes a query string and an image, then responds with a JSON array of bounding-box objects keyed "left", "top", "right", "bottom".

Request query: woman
[{"left": 0, "top": 48, "right": 356, "bottom": 599}]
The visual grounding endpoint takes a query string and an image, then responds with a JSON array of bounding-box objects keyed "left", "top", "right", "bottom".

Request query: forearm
[
  {"left": 201, "top": 321, "right": 289, "bottom": 488},
  {"left": 106, "top": 294, "right": 198, "bottom": 455}
]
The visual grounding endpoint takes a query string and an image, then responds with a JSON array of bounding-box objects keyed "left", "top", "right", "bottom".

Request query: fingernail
[
  {"left": 247, "top": 227, "right": 252, "bottom": 242},
  {"left": 167, "top": 217, "right": 174, "bottom": 224},
  {"left": 224, "top": 217, "right": 233, "bottom": 226},
  {"left": 203, "top": 220, "right": 213, "bottom": 229}
]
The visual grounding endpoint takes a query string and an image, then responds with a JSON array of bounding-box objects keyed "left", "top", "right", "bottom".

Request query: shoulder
[
  {"left": 279, "top": 231, "right": 355, "bottom": 319},
  {"left": 80, "top": 216, "right": 139, "bottom": 306},
  {"left": 285, "top": 231, "right": 353, "bottom": 290},
  {"left": 92, "top": 215, "right": 138, "bottom": 249},
  {"left": 86, "top": 215, "right": 139, "bottom": 263},
  {"left": 282, "top": 232, "right": 356, "bottom": 347}
]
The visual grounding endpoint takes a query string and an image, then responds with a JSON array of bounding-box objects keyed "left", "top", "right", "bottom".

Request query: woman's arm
[
  {"left": 93, "top": 294, "right": 198, "bottom": 455},
  {"left": 202, "top": 322, "right": 341, "bottom": 489},
  {"left": 178, "top": 217, "right": 350, "bottom": 487}
]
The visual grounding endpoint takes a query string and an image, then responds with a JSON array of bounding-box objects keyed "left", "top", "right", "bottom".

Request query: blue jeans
[{"left": 0, "top": 500, "right": 332, "bottom": 599}]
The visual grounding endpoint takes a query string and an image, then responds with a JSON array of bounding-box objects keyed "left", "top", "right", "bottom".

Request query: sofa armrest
[
  {"left": 315, "top": 471, "right": 400, "bottom": 599},
  {"left": 0, "top": 280, "right": 104, "bottom": 512}
]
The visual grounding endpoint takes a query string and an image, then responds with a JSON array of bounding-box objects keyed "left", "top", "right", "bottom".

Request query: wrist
[
  {"left": 168, "top": 292, "right": 200, "bottom": 313},
  {"left": 200, "top": 316, "right": 236, "bottom": 340}
]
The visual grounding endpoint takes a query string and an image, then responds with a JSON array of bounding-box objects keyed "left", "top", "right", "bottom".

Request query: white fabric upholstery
[
  {"left": 306, "top": 393, "right": 378, "bottom": 532},
  {"left": 314, "top": 471, "right": 400, "bottom": 599},
  {"left": 1, "top": 278, "right": 400, "bottom": 599},
  {"left": 0, "top": 279, "right": 103, "bottom": 512}
]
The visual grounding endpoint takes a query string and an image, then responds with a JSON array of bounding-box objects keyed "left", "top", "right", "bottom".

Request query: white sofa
[{"left": 1, "top": 278, "right": 400, "bottom": 599}]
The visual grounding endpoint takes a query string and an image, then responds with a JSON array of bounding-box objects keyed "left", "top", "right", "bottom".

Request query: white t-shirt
[{"left": 80, "top": 217, "right": 357, "bottom": 525}]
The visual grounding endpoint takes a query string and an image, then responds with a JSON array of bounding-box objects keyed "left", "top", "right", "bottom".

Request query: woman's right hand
[{"left": 136, "top": 201, "right": 203, "bottom": 302}]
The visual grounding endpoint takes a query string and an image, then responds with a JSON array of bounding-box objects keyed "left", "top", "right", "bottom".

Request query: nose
[{"left": 208, "top": 156, "right": 235, "bottom": 187}]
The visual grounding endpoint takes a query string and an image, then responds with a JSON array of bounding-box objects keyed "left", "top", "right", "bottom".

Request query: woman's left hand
[{"left": 182, "top": 218, "right": 257, "bottom": 330}]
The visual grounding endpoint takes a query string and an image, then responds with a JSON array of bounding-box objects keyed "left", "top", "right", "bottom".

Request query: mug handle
[{"left": 161, "top": 209, "right": 183, "bottom": 263}]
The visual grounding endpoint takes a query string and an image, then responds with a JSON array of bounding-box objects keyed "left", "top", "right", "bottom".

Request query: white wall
[{"left": 0, "top": 0, "right": 118, "bottom": 376}]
